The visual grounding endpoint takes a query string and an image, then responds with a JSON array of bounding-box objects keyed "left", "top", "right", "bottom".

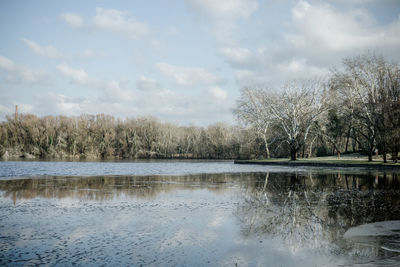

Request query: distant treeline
[{"left": 0, "top": 114, "right": 262, "bottom": 160}]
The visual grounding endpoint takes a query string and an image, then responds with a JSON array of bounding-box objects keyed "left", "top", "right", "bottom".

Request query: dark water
[
  {"left": 0, "top": 163, "right": 399, "bottom": 266},
  {"left": 0, "top": 160, "right": 294, "bottom": 179}
]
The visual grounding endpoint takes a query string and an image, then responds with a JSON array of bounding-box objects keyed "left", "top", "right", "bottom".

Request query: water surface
[
  {"left": 0, "top": 160, "right": 293, "bottom": 179},
  {"left": 0, "top": 165, "right": 399, "bottom": 266}
]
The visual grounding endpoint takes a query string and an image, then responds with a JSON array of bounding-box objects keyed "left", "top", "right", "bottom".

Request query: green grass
[{"left": 235, "top": 157, "right": 400, "bottom": 167}]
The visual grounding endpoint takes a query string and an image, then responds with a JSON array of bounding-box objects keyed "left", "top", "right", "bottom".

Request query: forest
[{"left": 0, "top": 53, "right": 399, "bottom": 161}]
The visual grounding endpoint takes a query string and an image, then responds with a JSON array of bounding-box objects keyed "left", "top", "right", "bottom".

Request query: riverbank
[{"left": 234, "top": 158, "right": 400, "bottom": 170}]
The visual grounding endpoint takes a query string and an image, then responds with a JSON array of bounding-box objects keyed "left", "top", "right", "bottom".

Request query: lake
[{"left": 0, "top": 161, "right": 399, "bottom": 266}]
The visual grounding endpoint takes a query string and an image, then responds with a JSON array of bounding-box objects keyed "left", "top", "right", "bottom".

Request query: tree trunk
[
  {"left": 290, "top": 138, "right": 297, "bottom": 160},
  {"left": 383, "top": 144, "right": 387, "bottom": 163},
  {"left": 345, "top": 127, "right": 351, "bottom": 153},
  {"left": 368, "top": 150, "right": 373, "bottom": 162},
  {"left": 291, "top": 150, "right": 296, "bottom": 160},
  {"left": 290, "top": 146, "right": 297, "bottom": 161},
  {"left": 265, "top": 142, "right": 270, "bottom": 159}
]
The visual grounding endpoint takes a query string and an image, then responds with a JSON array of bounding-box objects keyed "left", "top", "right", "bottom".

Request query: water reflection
[
  {"left": 0, "top": 173, "right": 253, "bottom": 204},
  {"left": 236, "top": 171, "right": 400, "bottom": 265},
  {"left": 0, "top": 171, "right": 399, "bottom": 266}
]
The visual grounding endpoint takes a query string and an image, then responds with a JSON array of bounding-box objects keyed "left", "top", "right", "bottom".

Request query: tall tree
[
  {"left": 234, "top": 87, "right": 274, "bottom": 158},
  {"left": 268, "top": 80, "right": 327, "bottom": 160},
  {"left": 331, "top": 54, "right": 394, "bottom": 161}
]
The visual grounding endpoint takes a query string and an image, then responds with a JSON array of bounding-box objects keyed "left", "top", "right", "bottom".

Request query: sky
[{"left": 0, "top": 0, "right": 399, "bottom": 126}]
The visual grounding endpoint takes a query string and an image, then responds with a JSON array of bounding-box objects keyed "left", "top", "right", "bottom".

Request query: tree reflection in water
[
  {"left": 235, "top": 171, "right": 400, "bottom": 264},
  {"left": 1, "top": 171, "right": 399, "bottom": 265},
  {"left": 0, "top": 174, "right": 240, "bottom": 204}
]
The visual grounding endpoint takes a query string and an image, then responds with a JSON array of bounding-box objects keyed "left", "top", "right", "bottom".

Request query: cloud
[
  {"left": 92, "top": 7, "right": 149, "bottom": 38},
  {"left": 219, "top": 47, "right": 255, "bottom": 67},
  {"left": 136, "top": 76, "right": 163, "bottom": 91},
  {"left": 56, "top": 63, "right": 134, "bottom": 102},
  {"left": 34, "top": 87, "right": 233, "bottom": 125},
  {"left": 35, "top": 93, "right": 89, "bottom": 116},
  {"left": 22, "top": 38, "right": 64, "bottom": 59},
  {"left": 156, "top": 62, "right": 222, "bottom": 87},
  {"left": 102, "top": 79, "right": 135, "bottom": 103},
  {"left": 0, "top": 55, "right": 16, "bottom": 71},
  {"left": 61, "top": 12, "right": 83, "bottom": 28},
  {"left": 34, "top": 69, "right": 234, "bottom": 125},
  {"left": 287, "top": 1, "right": 400, "bottom": 54},
  {"left": 233, "top": 58, "right": 329, "bottom": 89},
  {"left": 275, "top": 58, "right": 329, "bottom": 78},
  {"left": 56, "top": 64, "right": 92, "bottom": 85},
  {"left": 79, "top": 49, "right": 104, "bottom": 59},
  {"left": 149, "top": 39, "right": 166, "bottom": 52},
  {"left": 0, "top": 55, "right": 49, "bottom": 84},
  {"left": 235, "top": 69, "right": 265, "bottom": 87},
  {"left": 207, "top": 86, "right": 228, "bottom": 101},
  {"left": 190, "top": 0, "right": 257, "bottom": 20},
  {"left": 188, "top": 0, "right": 258, "bottom": 44},
  {"left": 22, "top": 38, "right": 102, "bottom": 60},
  {"left": 226, "top": 1, "right": 400, "bottom": 88}
]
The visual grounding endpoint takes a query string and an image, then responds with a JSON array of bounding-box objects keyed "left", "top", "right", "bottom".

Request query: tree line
[
  {"left": 0, "top": 114, "right": 264, "bottom": 160},
  {"left": 0, "top": 53, "right": 399, "bottom": 161},
  {"left": 234, "top": 53, "right": 400, "bottom": 162}
]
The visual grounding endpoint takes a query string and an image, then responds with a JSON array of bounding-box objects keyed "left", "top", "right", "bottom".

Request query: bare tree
[
  {"left": 331, "top": 54, "right": 394, "bottom": 161},
  {"left": 268, "top": 80, "right": 328, "bottom": 160},
  {"left": 234, "top": 87, "right": 275, "bottom": 158}
]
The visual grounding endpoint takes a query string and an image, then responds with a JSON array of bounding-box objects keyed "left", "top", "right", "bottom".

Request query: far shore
[{"left": 234, "top": 157, "right": 400, "bottom": 170}]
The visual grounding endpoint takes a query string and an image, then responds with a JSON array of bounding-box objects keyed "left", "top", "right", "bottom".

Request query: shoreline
[{"left": 234, "top": 159, "right": 400, "bottom": 170}]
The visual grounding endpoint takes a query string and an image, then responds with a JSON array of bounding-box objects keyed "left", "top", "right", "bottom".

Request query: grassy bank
[{"left": 234, "top": 157, "right": 400, "bottom": 170}]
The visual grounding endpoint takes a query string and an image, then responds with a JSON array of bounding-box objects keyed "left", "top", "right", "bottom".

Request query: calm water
[
  {"left": 0, "top": 161, "right": 399, "bottom": 266},
  {"left": 0, "top": 160, "right": 294, "bottom": 179}
]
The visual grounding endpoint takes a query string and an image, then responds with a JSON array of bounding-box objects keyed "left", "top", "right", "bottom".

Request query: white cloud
[
  {"left": 35, "top": 86, "right": 233, "bottom": 125},
  {"left": 188, "top": 0, "right": 258, "bottom": 44},
  {"left": 36, "top": 93, "right": 88, "bottom": 116},
  {"left": 234, "top": 69, "right": 270, "bottom": 87},
  {"left": 219, "top": 47, "right": 254, "bottom": 67},
  {"left": 207, "top": 86, "right": 228, "bottom": 101},
  {"left": 56, "top": 64, "right": 134, "bottom": 102},
  {"left": 92, "top": 7, "right": 149, "bottom": 39},
  {"left": 61, "top": 13, "right": 83, "bottom": 28},
  {"left": 56, "top": 64, "right": 92, "bottom": 85},
  {"left": 22, "top": 38, "right": 64, "bottom": 59},
  {"left": 227, "top": 1, "right": 400, "bottom": 88},
  {"left": 0, "top": 55, "right": 49, "bottom": 84},
  {"left": 136, "top": 76, "right": 162, "bottom": 91},
  {"left": 102, "top": 80, "right": 134, "bottom": 102},
  {"left": 190, "top": 0, "right": 258, "bottom": 20},
  {"left": 0, "top": 55, "right": 16, "bottom": 71},
  {"left": 233, "top": 58, "right": 329, "bottom": 88},
  {"left": 150, "top": 39, "right": 166, "bottom": 52},
  {"left": 78, "top": 49, "right": 104, "bottom": 59},
  {"left": 287, "top": 1, "right": 400, "bottom": 53},
  {"left": 156, "top": 62, "right": 221, "bottom": 87},
  {"left": 276, "top": 58, "right": 329, "bottom": 78},
  {"left": 23, "top": 38, "right": 102, "bottom": 60}
]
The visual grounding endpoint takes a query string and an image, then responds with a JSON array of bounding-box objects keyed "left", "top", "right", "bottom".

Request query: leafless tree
[
  {"left": 268, "top": 79, "right": 328, "bottom": 160},
  {"left": 330, "top": 54, "right": 399, "bottom": 161},
  {"left": 234, "top": 87, "right": 275, "bottom": 158}
]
